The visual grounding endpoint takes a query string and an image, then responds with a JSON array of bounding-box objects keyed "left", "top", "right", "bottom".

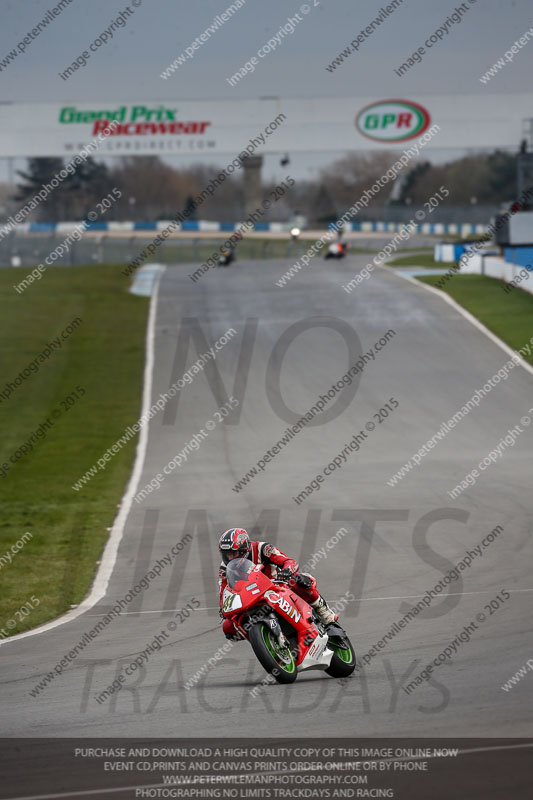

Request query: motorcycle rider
[
  {"left": 218, "top": 231, "right": 243, "bottom": 266},
  {"left": 218, "top": 528, "right": 338, "bottom": 640}
]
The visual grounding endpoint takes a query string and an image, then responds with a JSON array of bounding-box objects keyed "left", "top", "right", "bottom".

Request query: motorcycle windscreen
[{"left": 225, "top": 557, "right": 255, "bottom": 589}]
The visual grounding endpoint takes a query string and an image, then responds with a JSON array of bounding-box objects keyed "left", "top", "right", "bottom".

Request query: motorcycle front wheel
[
  {"left": 325, "top": 634, "right": 356, "bottom": 678},
  {"left": 249, "top": 622, "right": 298, "bottom": 684}
]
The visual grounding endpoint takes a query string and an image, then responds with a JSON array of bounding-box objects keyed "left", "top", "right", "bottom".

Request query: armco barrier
[
  {"left": 435, "top": 243, "right": 469, "bottom": 262},
  {"left": 348, "top": 220, "right": 488, "bottom": 236},
  {"left": 3, "top": 219, "right": 489, "bottom": 235}
]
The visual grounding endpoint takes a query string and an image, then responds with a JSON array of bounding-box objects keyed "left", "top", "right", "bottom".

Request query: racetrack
[{"left": 1, "top": 251, "right": 532, "bottom": 739}]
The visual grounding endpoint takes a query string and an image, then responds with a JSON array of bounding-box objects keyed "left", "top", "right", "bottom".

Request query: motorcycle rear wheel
[
  {"left": 249, "top": 622, "right": 298, "bottom": 684},
  {"left": 325, "top": 635, "right": 356, "bottom": 678}
]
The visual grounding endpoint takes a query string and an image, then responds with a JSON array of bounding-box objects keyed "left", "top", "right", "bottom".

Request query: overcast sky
[{"left": 1, "top": 0, "right": 532, "bottom": 182}]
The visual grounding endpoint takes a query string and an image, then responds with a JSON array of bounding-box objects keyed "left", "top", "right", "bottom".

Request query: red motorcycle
[
  {"left": 222, "top": 557, "right": 356, "bottom": 684},
  {"left": 324, "top": 241, "right": 349, "bottom": 260}
]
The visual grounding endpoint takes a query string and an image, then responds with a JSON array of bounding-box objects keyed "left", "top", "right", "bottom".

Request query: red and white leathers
[{"left": 219, "top": 540, "right": 336, "bottom": 638}]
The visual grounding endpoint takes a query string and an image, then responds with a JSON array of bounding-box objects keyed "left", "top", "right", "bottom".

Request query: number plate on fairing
[{"left": 222, "top": 588, "right": 242, "bottom": 613}]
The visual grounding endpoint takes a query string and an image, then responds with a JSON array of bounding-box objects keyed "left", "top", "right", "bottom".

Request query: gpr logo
[
  {"left": 265, "top": 590, "right": 302, "bottom": 623},
  {"left": 356, "top": 99, "right": 431, "bottom": 142}
]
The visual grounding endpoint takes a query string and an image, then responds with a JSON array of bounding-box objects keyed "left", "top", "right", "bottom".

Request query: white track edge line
[
  {"left": 1, "top": 267, "right": 166, "bottom": 645},
  {"left": 388, "top": 267, "right": 533, "bottom": 377}
]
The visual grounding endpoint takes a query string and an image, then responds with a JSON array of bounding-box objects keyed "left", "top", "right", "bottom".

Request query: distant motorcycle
[
  {"left": 218, "top": 248, "right": 235, "bottom": 266},
  {"left": 290, "top": 226, "right": 301, "bottom": 241},
  {"left": 221, "top": 557, "right": 356, "bottom": 684},
  {"left": 325, "top": 242, "right": 349, "bottom": 260}
]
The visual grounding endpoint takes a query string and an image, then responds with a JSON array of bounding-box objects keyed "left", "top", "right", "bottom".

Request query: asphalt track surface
[{"left": 1, "top": 251, "right": 533, "bottom": 740}]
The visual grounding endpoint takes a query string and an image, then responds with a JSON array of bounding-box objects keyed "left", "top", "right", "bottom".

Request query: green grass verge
[
  {"left": 387, "top": 253, "right": 454, "bottom": 268},
  {"left": 418, "top": 274, "right": 533, "bottom": 367},
  {"left": 0, "top": 265, "right": 148, "bottom": 637}
]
